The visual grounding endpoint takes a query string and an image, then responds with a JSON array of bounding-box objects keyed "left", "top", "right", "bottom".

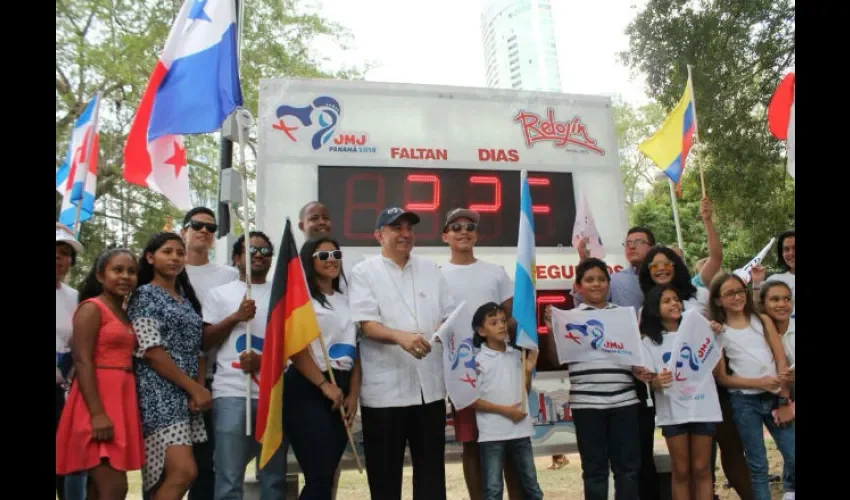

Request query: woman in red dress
[{"left": 56, "top": 248, "right": 145, "bottom": 499}]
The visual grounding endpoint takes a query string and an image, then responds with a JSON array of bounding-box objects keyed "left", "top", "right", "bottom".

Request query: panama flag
[
  {"left": 57, "top": 93, "right": 101, "bottom": 230},
  {"left": 513, "top": 170, "right": 538, "bottom": 351},
  {"left": 123, "top": 0, "right": 243, "bottom": 210},
  {"left": 767, "top": 72, "right": 795, "bottom": 181}
]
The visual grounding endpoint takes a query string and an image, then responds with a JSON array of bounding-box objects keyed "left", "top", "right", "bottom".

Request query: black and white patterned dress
[{"left": 127, "top": 284, "right": 207, "bottom": 491}]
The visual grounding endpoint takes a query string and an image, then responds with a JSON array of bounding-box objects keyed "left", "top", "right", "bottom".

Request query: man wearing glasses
[
  {"left": 575, "top": 226, "right": 656, "bottom": 308},
  {"left": 439, "top": 208, "right": 523, "bottom": 500},
  {"left": 201, "top": 232, "right": 288, "bottom": 499},
  {"left": 181, "top": 206, "right": 240, "bottom": 500},
  {"left": 349, "top": 207, "right": 455, "bottom": 500}
]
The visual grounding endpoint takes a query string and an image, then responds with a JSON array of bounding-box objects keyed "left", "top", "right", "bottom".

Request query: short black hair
[
  {"left": 56, "top": 241, "right": 77, "bottom": 266},
  {"left": 183, "top": 207, "right": 216, "bottom": 226},
  {"left": 576, "top": 257, "right": 611, "bottom": 283},
  {"left": 298, "top": 201, "right": 326, "bottom": 221},
  {"left": 471, "top": 301, "right": 507, "bottom": 347},
  {"left": 232, "top": 231, "right": 274, "bottom": 260},
  {"left": 776, "top": 230, "right": 795, "bottom": 271},
  {"left": 627, "top": 226, "right": 656, "bottom": 246}
]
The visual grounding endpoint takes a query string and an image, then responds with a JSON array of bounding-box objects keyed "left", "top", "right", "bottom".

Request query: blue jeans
[
  {"left": 479, "top": 437, "right": 543, "bottom": 500},
  {"left": 729, "top": 393, "right": 795, "bottom": 500},
  {"left": 64, "top": 473, "right": 87, "bottom": 500},
  {"left": 214, "top": 397, "right": 288, "bottom": 500}
]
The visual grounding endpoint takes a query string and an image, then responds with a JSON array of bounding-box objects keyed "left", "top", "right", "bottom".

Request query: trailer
[{"left": 251, "top": 77, "right": 630, "bottom": 468}]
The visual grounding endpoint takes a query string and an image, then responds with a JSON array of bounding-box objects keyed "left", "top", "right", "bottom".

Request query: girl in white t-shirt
[
  {"left": 759, "top": 281, "right": 795, "bottom": 398},
  {"left": 640, "top": 284, "right": 721, "bottom": 500},
  {"left": 708, "top": 273, "right": 795, "bottom": 500},
  {"left": 284, "top": 236, "right": 361, "bottom": 499}
]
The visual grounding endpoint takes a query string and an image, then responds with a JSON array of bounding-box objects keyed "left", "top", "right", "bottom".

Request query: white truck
[{"left": 249, "top": 77, "right": 630, "bottom": 469}]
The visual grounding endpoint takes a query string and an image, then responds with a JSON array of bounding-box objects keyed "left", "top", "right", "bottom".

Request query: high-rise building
[{"left": 480, "top": 0, "right": 561, "bottom": 92}]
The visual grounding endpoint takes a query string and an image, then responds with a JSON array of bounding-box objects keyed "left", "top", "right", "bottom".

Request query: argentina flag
[{"left": 513, "top": 170, "right": 538, "bottom": 351}]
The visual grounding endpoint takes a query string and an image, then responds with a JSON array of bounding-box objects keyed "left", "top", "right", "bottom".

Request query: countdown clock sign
[{"left": 319, "top": 166, "right": 577, "bottom": 247}]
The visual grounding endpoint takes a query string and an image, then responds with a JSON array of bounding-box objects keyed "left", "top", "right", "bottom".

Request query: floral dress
[{"left": 127, "top": 284, "right": 207, "bottom": 491}]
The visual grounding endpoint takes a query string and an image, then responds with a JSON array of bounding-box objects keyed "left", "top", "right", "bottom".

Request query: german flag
[{"left": 256, "top": 219, "right": 320, "bottom": 467}]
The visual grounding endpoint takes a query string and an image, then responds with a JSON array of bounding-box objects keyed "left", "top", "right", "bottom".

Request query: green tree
[
  {"left": 57, "top": 0, "right": 366, "bottom": 287},
  {"left": 621, "top": 0, "right": 795, "bottom": 271}
]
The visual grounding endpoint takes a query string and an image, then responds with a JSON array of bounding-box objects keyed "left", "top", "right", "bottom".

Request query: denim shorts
[{"left": 661, "top": 421, "right": 717, "bottom": 438}]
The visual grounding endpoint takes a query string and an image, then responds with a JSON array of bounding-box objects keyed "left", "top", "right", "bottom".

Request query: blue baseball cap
[{"left": 375, "top": 207, "right": 421, "bottom": 229}]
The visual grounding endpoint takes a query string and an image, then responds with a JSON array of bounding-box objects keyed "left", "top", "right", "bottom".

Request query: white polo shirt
[
  {"left": 475, "top": 345, "right": 534, "bottom": 443},
  {"left": 349, "top": 254, "right": 455, "bottom": 408}
]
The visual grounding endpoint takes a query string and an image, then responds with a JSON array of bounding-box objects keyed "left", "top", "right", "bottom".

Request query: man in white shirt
[
  {"left": 180, "top": 207, "right": 240, "bottom": 500},
  {"left": 202, "top": 232, "right": 287, "bottom": 500},
  {"left": 349, "top": 207, "right": 455, "bottom": 500},
  {"left": 439, "top": 208, "right": 522, "bottom": 500},
  {"left": 298, "top": 201, "right": 365, "bottom": 290}
]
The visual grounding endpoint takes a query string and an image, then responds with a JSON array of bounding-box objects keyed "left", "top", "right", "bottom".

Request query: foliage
[
  {"left": 56, "top": 0, "right": 366, "bottom": 287},
  {"left": 621, "top": 0, "right": 795, "bottom": 272},
  {"left": 612, "top": 99, "right": 666, "bottom": 210}
]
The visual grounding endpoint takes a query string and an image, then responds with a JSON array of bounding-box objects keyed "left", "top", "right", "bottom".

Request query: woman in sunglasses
[{"left": 284, "top": 236, "right": 361, "bottom": 499}]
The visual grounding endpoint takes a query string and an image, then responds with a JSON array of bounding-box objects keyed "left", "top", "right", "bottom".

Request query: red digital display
[
  {"left": 536, "top": 290, "right": 574, "bottom": 334},
  {"left": 318, "top": 166, "right": 577, "bottom": 247}
]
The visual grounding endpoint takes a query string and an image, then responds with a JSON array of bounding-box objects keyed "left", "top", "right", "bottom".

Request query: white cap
[{"left": 56, "top": 223, "right": 83, "bottom": 253}]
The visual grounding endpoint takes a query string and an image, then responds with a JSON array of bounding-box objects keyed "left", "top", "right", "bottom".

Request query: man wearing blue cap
[{"left": 349, "top": 207, "right": 455, "bottom": 500}]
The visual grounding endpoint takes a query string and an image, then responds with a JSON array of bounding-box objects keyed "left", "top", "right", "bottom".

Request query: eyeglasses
[
  {"left": 249, "top": 247, "right": 273, "bottom": 257},
  {"left": 313, "top": 250, "right": 342, "bottom": 261},
  {"left": 449, "top": 222, "right": 478, "bottom": 233},
  {"left": 721, "top": 289, "right": 747, "bottom": 299},
  {"left": 185, "top": 220, "right": 218, "bottom": 233},
  {"left": 623, "top": 239, "right": 649, "bottom": 248},
  {"left": 648, "top": 261, "right": 674, "bottom": 272}
]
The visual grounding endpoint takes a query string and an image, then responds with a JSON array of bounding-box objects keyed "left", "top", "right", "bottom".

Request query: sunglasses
[
  {"left": 313, "top": 250, "right": 342, "bottom": 261},
  {"left": 249, "top": 247, "right": 273, "bottom": 257},
  {"left": 185, "top": 220, "right": 218, "bottom": 233},
  {"left": 648, "top": 261, "right": 674, "bottom": 272},
  {"left": 449, "top": 222, "right": 478, "bottom": 233}
]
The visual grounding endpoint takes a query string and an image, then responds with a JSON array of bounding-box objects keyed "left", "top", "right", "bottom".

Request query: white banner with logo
[
  {"left": 664, "top": 311, "right": 723, "bottom": 400},
  {"left": 433, "top": 301, "right": 481, "bottom": 410},
  {"left": 550, "top": 307, "right": 644, "bottom": 366}
]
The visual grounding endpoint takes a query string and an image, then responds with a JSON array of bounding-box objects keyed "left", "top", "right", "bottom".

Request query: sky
[{"left": 309, "top": 0, "right": 651, "bottom": 105}]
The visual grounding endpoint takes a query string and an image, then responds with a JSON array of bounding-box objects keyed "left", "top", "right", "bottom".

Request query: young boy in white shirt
[{"left": 471, "top": 302, "right": 543, "bottom": 500}]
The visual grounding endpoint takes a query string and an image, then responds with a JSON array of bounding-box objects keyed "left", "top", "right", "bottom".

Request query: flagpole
[
  {"left": 73, "top": 92, "right": 102, "bottom": 236},
  {"left": 668, "top": 179, "right": 685, "bottom": 249},
  {"left": 686, "top": 65, "right": 706, "bottom": 198},
  {"left": 288, "top": 217, "right": 364, "bottom": 474}
]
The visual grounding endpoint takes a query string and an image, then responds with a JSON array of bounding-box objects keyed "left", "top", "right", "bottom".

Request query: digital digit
[
  {"left": 404, "top": 174, "right": 440, "bottom": 240},
  {"left": 528, "top": 176, "right": 555, "bottom": 243},
  {"left": 467, "top": 175, "right": 503, "bottom": 243},
  {"left": 537, "top": 293, "right": 568, "bottom": 334},
  {"left": 344, "top": 173, "right": 385, "bottom": 241}
]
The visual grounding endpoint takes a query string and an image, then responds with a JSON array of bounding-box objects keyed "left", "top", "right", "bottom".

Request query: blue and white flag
[
  {"left": 57, "top": 93, "right": 101, "bottom": 230},
  {"left": 513, "top": 170, "right": 538, "bottom": 351}
]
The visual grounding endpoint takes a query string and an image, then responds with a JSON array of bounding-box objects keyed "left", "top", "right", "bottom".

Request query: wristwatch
[{"left": 777, "top": 396, "right": 790, "bottom": 407}]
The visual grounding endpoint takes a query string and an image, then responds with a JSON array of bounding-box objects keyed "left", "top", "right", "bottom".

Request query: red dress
[{"left": 56, "top": 298, "right": 145, "bottom": 473}]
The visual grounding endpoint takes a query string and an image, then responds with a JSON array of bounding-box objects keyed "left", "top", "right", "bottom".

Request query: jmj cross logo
[{"left": 273, "top": 96, "right": 342, "bottom": 151}]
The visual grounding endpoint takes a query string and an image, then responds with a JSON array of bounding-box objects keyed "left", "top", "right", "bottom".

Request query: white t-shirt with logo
[
  {"left": 187, "top": 262, "right": 240, "bottom": 379},
  {"left": 641, "top": 333, "right": 722, "bottom": 426},
  {"left": 202, "top": 280, "right": 271, "bottom": 399},
  {"left": 440, "top": 260, "right": 513, "bottom": 340},
  {"left": 475, "top": 345, "right": 534, "bottom": 443},
  {"left": 56, "top": 283, "right": 78, "bottom": 362},
  {"left": 311, "top": 292, "right": 357, "bottom": 372}
]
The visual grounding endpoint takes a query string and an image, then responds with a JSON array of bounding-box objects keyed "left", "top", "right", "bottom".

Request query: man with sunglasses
[
  {"left": 439, "top": 208, "right": 524, "bottom": 500},
  {"left": 181, "top": 206, "right": 240, "bottom": 500},
  {"left": 349, "top": 207, "right": 455, "bottom": 500},
  {"left": 201, "top": 231, "right": 288, "bottom": 499}
]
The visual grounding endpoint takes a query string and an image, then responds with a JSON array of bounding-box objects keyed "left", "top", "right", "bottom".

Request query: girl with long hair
[
  {"left": 56, "top": 249, "right": 145, "bottom": 499},
  {"left": 708, "top": 273, "right": 795, "bottom": 500},
  {"left": 640, "top": 284, "right": 721, "bottom": 500},
  {"left": 284, "top": 236, "right": 361, "bottom": 499},
  {"left": 127, "top": 233, "right": 211, "bottom": 500}
]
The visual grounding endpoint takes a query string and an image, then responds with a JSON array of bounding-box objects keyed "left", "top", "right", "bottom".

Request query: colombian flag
[
  {"left": 256, "top": 219, "right": 320, "bottom": 467},
  {"left": 639, "top": 79, "right": 696, "bottom": 196}
]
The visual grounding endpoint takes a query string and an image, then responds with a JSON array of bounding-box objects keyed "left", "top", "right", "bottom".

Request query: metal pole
[
  {"left": 668, "top": 179, "right": 684, "bottom": 249},
  {"left": 217, "top": 0, "right": 240, "bottom": 239}
]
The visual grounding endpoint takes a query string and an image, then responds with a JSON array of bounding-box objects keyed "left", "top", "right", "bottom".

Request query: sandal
[{"left": 548, "top": 456, "right": 569, "bottom": 469}]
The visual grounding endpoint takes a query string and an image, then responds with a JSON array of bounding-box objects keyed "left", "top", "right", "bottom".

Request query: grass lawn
[{"left": 114, "top": 435, "right": 787, "bottom": 499}]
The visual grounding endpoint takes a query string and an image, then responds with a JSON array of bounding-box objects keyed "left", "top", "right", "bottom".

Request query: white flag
[
  {"left": 572, "top": 191, "right": 605, "bottom": 258},
  {"left": 551, "top": 307, "right": 643, "bottom": 366},
  {"left": 733, "top": 238, "right": 776, "bottom": 284},
  {"left": 436, "top": 301, "right": 481, "bottom": 410},
  {"left": 663, "top": 311, "right": 722, "bottom": 400}
]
